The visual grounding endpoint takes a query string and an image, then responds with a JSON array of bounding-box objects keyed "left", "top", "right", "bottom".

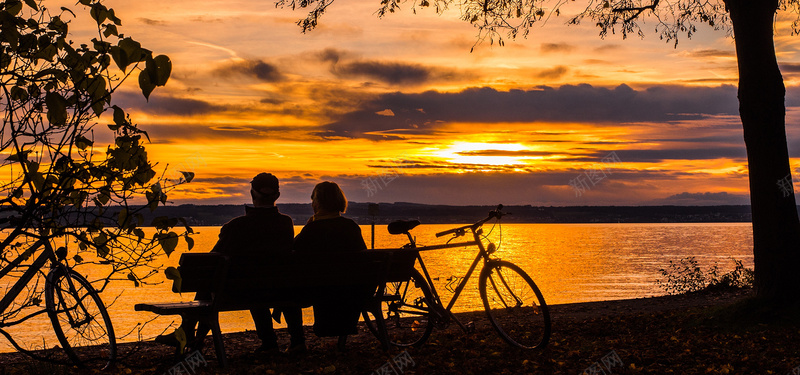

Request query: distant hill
[{"left": 146, "top": 203, "right": 754, "bottom": 226}]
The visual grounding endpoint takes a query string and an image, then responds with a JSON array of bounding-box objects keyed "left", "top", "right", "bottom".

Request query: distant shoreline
[{"left": 147, "top": 203, "right": 756, "bottom": 226}]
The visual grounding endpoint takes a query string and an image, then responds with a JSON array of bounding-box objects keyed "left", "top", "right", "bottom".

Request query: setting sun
[{"left": 429, "top": 142, "right": 534, "bottom": 167}]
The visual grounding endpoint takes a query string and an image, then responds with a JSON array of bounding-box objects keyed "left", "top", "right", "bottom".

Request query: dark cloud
[
  {"left": 604, "top": 147, "right": 747, "bottom": 162},
  {"left": 268, "top": 169, "right": 705, "bottom": 206},
  {"left": 782, "top": 63, "right": 800, "bottom": 73},
  {"left": 112, "top": 92, "right": 225, "bottom": 116},
  {"left": 653, "top": 135, "right": 744, "bottom": 144},
  {"left": 319, "top": 48, "right": 468, "bottom": 86},
  {"left": 337, "top": 61, "right": 433, "bottom": 85},
  {"left": 535, "top": 66, "right": 569, "bottom": 79},
  {"left": 138, "top": 18, "right": 166, "bottom": 26},
  {"left": 593, "top": 44, "right": 622, "bottom": 53},
  {"left": 320, "top": 84, "right": 740, "bottom": 139},
  {"left": 683, "top": 49, "right": 735, "bottom": 58},
  {"left": 214, "top": 60, "right": 285, "bottom": 82},
  {"left": 584, "top": 59, "right": 612, "bottom": 65},
  {"left": 142, "top": 123, "right": 312, "bottom": 141},
  {"left": 540, "top": 43, "right": 575, "bottom": 53},
  {"left": 190, "top": 16, "right": 223, "bottom": 23},
  {"left": 317, "top": 48, "right": 349, "bottom": 64},
  {"left": 260, "top": 97, "right": 286, "bottom": 105}
]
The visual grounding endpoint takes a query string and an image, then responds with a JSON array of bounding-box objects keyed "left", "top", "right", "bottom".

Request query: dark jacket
[
  {"left": 293, "top": 216, "right": 367, "bottom": 336},
  {"left": 211, "top": 205, "right": 294, "bottom": 258},
  {"left": 293, "top": 216, "right": 366, "bottom": 253},
  {"left": 211, "top": 206, "right": 294, "bottom": 293}
]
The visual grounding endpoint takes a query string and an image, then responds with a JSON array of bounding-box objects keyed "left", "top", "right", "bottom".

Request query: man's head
[{"left": 250, "top": 173, "right": 280, "bottom": 207}]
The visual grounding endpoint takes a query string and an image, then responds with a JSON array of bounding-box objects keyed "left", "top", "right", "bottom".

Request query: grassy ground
[{"left": 1, "top": 288, "right": 797, "bottom": 374}]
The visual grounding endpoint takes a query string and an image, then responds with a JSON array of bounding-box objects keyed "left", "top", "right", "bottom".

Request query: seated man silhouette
[{"left": 156, "top": 173, "right": 304, "bottom": 354}]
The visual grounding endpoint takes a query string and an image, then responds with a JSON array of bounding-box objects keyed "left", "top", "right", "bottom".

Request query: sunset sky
[{"left": 60, "top": 0, "right": 800, "bottom": 206}]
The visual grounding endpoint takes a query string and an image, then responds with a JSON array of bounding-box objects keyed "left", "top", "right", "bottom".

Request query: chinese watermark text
[
  {"left": 162, "top": 350, "right": 207, "bottom": 375},
  {"left": 371, "top": 350, "right": 416, "bottom": 375},
  {"left": 581, "top": 350, "right": 624, "bottom": 375},
  {"left": 569, "top": 151, "right": 622, "bottom": 197},
  {"left": 361, "top": 159, "right": 406, "bottom": 198}
]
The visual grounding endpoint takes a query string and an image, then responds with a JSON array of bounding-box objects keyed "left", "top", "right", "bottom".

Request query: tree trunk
[{"left": 726, "top": 0, "right": 800, "bottom": 305}]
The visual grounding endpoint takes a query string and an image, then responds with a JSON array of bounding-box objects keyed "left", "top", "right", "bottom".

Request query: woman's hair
[{"left": 312, "top": 181, "right": 347, "bottom": 213}]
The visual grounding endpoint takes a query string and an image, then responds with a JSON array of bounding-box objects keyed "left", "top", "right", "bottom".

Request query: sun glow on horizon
[{"left": 429, "top": 142, "right": 536, "bottom": 167}]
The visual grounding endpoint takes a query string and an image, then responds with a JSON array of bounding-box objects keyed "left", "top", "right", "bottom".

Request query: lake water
[{"left": 0, "top": 222, "right": 753, "bottom": 352}]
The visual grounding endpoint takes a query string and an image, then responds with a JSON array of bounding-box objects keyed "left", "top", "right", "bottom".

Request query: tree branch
[{"left": 613, "top": 0, "right": 660, "bottom": 22}]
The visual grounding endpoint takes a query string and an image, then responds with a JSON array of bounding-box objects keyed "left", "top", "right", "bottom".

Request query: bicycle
[
  {"left": 0, "top": 238, "right": 116, "bottom": 369},
  {"left": 363, "top": 204, "right": 550, "bottom": 350}
]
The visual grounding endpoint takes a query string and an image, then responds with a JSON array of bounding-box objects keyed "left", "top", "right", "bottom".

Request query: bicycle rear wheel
[
  {"left": 45, "top": 268, "right": 116, "bottom": 369},
  {"left": 363, "top": 269, "right": 434, "bottom": 347},
  {"left": 479, "top": 260, "right": 550, "bottom": 349}
]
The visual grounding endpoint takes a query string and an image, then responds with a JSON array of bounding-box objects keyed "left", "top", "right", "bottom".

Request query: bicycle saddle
[{"left": 388, "top": 220, "right": 420, "bottom": 234}]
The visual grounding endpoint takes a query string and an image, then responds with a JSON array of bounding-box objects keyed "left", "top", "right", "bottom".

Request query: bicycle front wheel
[
  {"left": 45, "top": 268, "right": 116, "bottom": 369},
  {"left": 479, "top": 261, "right": 550, "bottom": 349},
  {"left": 363, "top": 269, "right": 434, "bottom": 347}
]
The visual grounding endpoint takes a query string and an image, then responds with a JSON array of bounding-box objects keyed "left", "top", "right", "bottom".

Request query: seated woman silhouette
[{"left": 293, "top": 181, "right": 367, "bottom": 350}]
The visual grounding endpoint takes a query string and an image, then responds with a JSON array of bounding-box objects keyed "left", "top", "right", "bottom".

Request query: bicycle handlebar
[{"left": 435, "top": 204, "right": 506, "bottom": 238}]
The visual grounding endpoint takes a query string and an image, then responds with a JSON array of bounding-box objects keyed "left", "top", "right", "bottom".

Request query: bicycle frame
[
  {"left": 0, "top": 238, "right": 52, "bottom": 321},
  {"left": 406, "top": 215, "right": 501, "bottom": 331}
]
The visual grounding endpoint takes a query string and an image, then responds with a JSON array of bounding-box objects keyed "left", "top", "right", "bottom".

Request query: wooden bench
[{"left": 134, "top": 249, "right": 418, "bottom": 367}]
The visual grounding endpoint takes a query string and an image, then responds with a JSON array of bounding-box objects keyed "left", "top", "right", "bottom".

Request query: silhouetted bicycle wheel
[
  {"left": 45, "top": 268, "right": 116, "bottom": 369},
  {"left": 479, "top": 261, "right": 550, "bottom": 349},
  {"left": 364, "top": 269, "right": 434, "bottom": 347}
]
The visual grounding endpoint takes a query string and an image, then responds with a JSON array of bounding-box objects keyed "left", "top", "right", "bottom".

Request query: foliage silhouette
[
  {"left": 0, "top": 0, "right": 191, "bottom": 353},
  {"left": 657, "top": 257, "right": 754, "bottom": 295}
]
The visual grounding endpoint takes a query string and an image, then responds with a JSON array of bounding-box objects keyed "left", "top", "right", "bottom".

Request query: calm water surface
[{"left": 1, "top": 222, "right": 753, "bottom": 352}]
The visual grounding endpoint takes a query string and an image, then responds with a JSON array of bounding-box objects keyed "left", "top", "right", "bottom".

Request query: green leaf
[
  {"left": 147, "top": 55, "right": 171, "bottom": 86},
  {"left": 134, "top": 227, "right": 145, "bottom": 240},
  {"left": 24, "top": 0, "right": 38, "bottom": 11},
  {"left": 107, "top": 8, "right": 122, "bottom": 26},
  {"left": 94, "top": 232, "right": 110, "bottom": 257},
  {"left": 157, "top": 232, "right": 179, "bottom": 256},
  {"left": 117, "top": 208, "right": 128, "bottom": 227},
  {"left": 150, "top": 215, "right": 178, "bottom": 230},
  {"left": 185, "top": 235, "right": 194, "bottom": 250},
  {"left": 180, "top": 171, "right": 195, "bottom": 183},
  {"left": 112, "top": 105, "right": 126, "bottom": 127},
  {"left": 90, "top": 3, "right": 107, "bottom": 25},
  {"left": 6, "top": 150, "right": 30, "bottom": 162},
  {"left": 10, "top": 86, "right": 28, "bottom": 101},
  {"left": 165, "top": 266, "right": 181, "bottom": 290},
  {"left": 165, "top": 266, "right": 180, "bottom": 279},
  {"left": 127, "top": 272, "right": 140, "bottom": 287},
  {"left": 146, "top": 192, "right": 158, "bottom": 212},
  {"left": 138, "top": 67, "right": 156, "bottom": 100},
  {"left": 119, "top": 37, "right": 144, "bottom": 63},
  {"left": 103, "top": 24, "right": 118, "bottom": 38},
  {"left": 75, "top": 135, "right": 93, "bottom": 150},
  {"left": 6, "top": 1, "right": 23, "bottom": 16},
  {"left": 91, "top": 100, "right": 104, "bottom": 116},
  {"left": 45, "top": 92, "right": 68, "bottom": 126},
  {"left": 108, "top": 45, "right": 126, "bottom": 72}
]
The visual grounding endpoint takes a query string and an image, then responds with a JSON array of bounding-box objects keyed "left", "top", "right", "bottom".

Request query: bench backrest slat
[
  {"left": 174, "top": 252, "right": 229, "bottom": 294},
  {"left": 172, "top": 249, "right": 418, "bottom": 303}
]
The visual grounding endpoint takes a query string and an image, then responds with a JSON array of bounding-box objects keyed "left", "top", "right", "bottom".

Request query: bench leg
[
  {"left": 367, "top": 304, "right": 391, "bottom": 351},
  {"left": 206, "top": 312, "right": 227, "bottom": 368}
]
